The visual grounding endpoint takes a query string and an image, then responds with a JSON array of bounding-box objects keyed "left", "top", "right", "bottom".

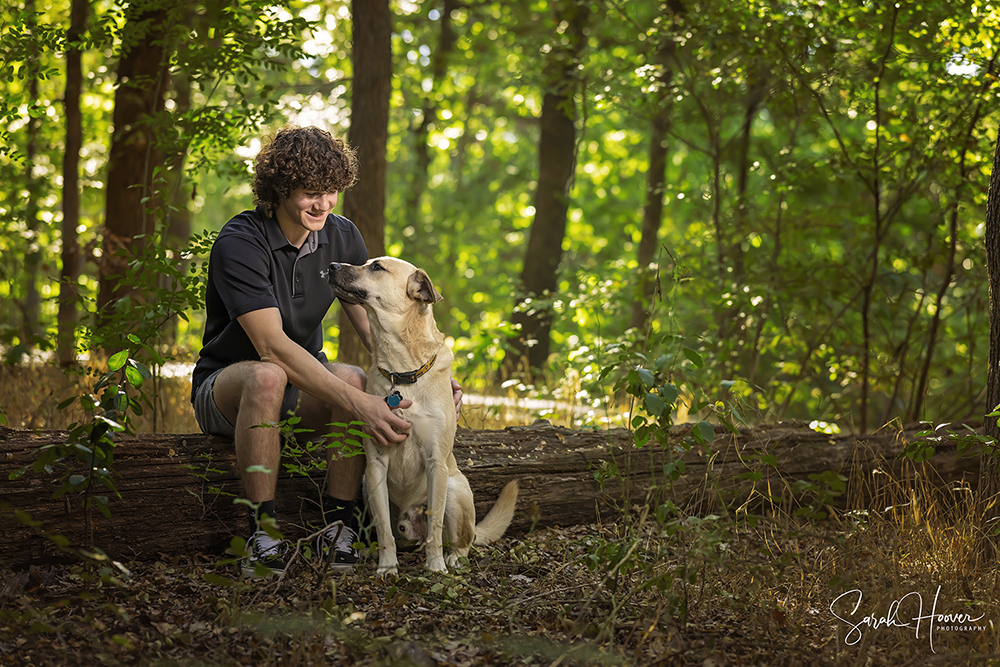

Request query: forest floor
[
  {"left": 3, "top": 512, "right": 999, "bottom": 666},
  {"left": 3, "top": 365, "right": 1000, "bottom": 665}
]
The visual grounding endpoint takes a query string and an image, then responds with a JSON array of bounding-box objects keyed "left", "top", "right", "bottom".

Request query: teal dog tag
[{"left": 385, "top": 390, "right": 403, "bottom": 408}]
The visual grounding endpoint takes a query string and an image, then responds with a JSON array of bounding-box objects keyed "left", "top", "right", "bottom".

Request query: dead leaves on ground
[{"left": 0, "top": 523, "right": 989, "bottom": 666}]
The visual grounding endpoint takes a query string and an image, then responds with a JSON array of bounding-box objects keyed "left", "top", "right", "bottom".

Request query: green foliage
[
  {"left": 10, "top": 227, "right": 215, "bottom": 542},
  {"left": 1, "top": 0, "right": 998, "bottom": 435},
  {"left": 903, "top": 408, "right": 1000, "bottom": 470},
  {"left": 0, "top": 6, "right": 63, "bottom": 162},
  {"left": 12, "top": 343, "right": 147, "bottom": 527}
]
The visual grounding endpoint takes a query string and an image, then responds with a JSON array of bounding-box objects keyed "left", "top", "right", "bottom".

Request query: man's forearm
[
  {"left": 341, "top": 302, "right": 374, "bottom": 354},
  {"left": 238, "top": 308, "right": 364, "bottom": 414}
]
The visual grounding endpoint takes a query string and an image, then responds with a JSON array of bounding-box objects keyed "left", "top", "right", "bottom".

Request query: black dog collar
[{"left": 378, "top": 355, "right": 437, "bottom": 386}]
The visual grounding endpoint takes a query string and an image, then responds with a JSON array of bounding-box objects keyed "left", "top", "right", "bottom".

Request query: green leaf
[
  {"left": 644, "top": 392, "right": 666, "bottom": 418},
  {"left": 660, "top": 383, "right": 679, "bottom": 406},
  {"left": 229, "top": 535, "right": 249, "bottom": 558},
  {"left": 683, "top": 347, "right": 703, "bottom": 368},
  {"left": 693, "top": 421, "right": 715, "bottom": 445},
  {"left": 94, "top": 414, "right": 123, "bottom": 431},
  {"left": 92, "top": 496, "right": 112, "bottom": 519},
  {"left": 125, "top": 365, "right": 143, "bottom": 389},
  {"left": 108, "top": 350, "right": 128, "bottom": 371},
  {"left": 127, "top": 334, "right": 140, "bottom": 344},
  {"left": 245, "top": 465, "right": 273, "bottom": 474},
  {"left": 203, "top": 572, "right": 235, "bottom": 587},
  {"left": 128, "top": 358, "right": 153, "bottom": 379},
  {"left": 15, "top": 509, "right": 42, "bottom": 527}
]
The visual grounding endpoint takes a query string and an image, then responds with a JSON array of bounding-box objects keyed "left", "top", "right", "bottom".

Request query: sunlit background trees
[{"left": 2, "top": 0, "right": 999, "bottom": 432}]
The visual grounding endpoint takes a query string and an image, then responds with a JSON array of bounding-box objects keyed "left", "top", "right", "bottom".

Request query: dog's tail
[{"left": 474, "top": 480, "right": 519, "bottom": 545}]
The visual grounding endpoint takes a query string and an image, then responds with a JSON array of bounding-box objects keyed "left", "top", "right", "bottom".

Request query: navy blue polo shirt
[{"left": 190, "top": 206, "right": 368, "bottom": 401}]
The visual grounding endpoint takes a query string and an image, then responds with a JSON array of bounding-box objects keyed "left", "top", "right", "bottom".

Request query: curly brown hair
[{"left": 252, "top": 126, "right": 359, "bottom": 217}]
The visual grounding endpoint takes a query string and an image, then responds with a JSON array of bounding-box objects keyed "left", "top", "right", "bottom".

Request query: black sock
[
  {"left": 322, "top": 495, "right": 354, "bottom": 528},
  {"left": 249, "top": 499, "right": 277, "bottom": 533}
]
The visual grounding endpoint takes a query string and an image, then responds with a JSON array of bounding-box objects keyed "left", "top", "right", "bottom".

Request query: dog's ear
[{"left": 406, "top": 269, "right": 443, "bottom": 304}]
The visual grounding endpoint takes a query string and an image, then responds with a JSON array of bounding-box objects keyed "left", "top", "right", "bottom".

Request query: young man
[{"left": 190, "top": 126, "right": 461, "bottom": 575}]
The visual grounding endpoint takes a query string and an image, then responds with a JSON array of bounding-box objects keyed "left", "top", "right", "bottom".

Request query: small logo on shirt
[{"left": 320, "top": 268, "right": 329, "bottom": 279}]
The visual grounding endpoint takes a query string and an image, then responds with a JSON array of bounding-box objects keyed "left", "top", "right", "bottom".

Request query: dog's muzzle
[{"left": 328, "top": 262, "right": 366, "bottom": 303}]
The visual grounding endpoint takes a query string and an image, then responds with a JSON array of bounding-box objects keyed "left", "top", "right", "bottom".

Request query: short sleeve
[
  {"left": 344, "top": 217, "right": 369, "bottom": 266},
  {"left": 210, "top": 233, "right": 279, "bottom": 319}
]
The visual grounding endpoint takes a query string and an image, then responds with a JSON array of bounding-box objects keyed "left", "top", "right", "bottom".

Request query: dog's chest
[{"left": 383, "top": 443, "right": 428, "bottom": 505}]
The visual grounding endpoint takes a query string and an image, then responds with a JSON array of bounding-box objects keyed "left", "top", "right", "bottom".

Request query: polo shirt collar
[{"left": 260, "top": 208, "right": 324, "bottom": 253}]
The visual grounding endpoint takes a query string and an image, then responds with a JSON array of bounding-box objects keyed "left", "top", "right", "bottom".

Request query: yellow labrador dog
[{"left": 328, "top": 256, "right": 518, "bottom": 574}]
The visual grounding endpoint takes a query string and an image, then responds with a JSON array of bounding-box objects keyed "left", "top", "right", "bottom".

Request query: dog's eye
[{"left": 370, "top": 261, "right": 385, "bottom": 272}]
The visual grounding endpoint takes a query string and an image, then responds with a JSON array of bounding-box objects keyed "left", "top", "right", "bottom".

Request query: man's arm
[
  {"left": 237, "top": 307, "right": 411, "bottom": 446},
  {"left": 341, "top": 302, "right": 373, "bottom": 354}
]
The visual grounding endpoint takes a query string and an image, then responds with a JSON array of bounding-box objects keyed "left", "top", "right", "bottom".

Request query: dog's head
[
  {"left": 328, "top": 256, "right": 442, "bottom": 313},
  {"left": 397, "top": 505, "right": 427, "bottom": 544}
]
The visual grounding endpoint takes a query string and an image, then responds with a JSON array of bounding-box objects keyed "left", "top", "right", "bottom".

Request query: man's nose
[{"left": 320, "top": 192, "right": 338, "bottom": 210}]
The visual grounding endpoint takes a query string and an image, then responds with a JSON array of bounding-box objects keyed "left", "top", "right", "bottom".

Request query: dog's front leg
[
  {"left": 365, "top": 451, "right": 398, "bottom": 575},
  {"left": 424, "top": 457, "right": 449, "bottom": 572}
]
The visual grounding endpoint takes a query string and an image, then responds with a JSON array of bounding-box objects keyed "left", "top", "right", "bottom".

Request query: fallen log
[{"left": 0, "top": 421, "right": 981, "bottom": 568}]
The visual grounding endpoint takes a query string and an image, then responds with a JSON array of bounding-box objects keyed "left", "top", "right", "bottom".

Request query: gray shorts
[{"left": 192, "top": 367, "right": 302, "bottom": 439}]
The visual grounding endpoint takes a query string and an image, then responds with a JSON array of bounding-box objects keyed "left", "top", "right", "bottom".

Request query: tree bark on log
[{"left": 0, "top": 422, "right": 980, "bottom": 569}]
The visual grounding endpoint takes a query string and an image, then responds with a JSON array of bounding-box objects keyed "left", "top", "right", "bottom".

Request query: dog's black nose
[{"left": 329, "top": 262, "right": 343, "bottom": 271}]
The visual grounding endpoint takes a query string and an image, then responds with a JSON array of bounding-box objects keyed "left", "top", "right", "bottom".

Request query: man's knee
[
  {"left": 218, "top": 361, "right": 287, "bottom": 412},
  {"left": 325, "top": 362, "right": 366, "bottom": 392},
  {"left": 246, "top": 363, "right": 288, "bottom": 400}
]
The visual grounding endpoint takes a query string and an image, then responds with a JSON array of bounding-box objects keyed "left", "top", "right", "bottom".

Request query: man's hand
[
  {"left": 451, "top": 378, "right": 463, "bottom": 421},
  {"left": 355, "top": 393, "right": 413, "bottom": 447}
]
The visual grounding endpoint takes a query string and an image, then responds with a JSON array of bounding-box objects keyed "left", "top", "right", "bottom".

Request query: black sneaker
[
  {"left": 316, "top": 521, "right": 359, "bottom": 571},
  {"left": 243, "top": 530, "right": 289, "bottom": 578}
]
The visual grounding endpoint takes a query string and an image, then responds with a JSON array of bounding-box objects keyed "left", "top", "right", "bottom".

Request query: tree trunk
[
  {"left": 403, "top": 0, "right": 457, "bottom": 264},
  {"left": 339, "top": 0, "right": 392, "bottom": 369},
  {"left": 157, "top": 68, "right": 193, "bottom": 349},
  {"left": 96, "top": 3, "right": 170, "bottom": 326},
  {"left": 0, "top": 422, "right": 980, "bottom": 569},
  {"left": 979, "top": 122, "right": 1000, "bottom": 538},
  {"left": 21, "top": 0, "right": 42, "bottom": 353},
  {"left": 909, "top": 52, "right": 997, "bottom": 421},
  {"left": 504, "top": 1, "right": 589, "bottom": 378},
  {"left": 629, "top": 4, "right": 682, "bottom": 333},
  {"left": 57, "top": 0, "right": 88, "bottom": 367},
  {"left": 858, "top": 6, "right": 899, "bottom": 433}
]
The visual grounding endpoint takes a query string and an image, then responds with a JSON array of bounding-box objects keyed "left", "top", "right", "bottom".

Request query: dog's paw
[
  {"left": 376, "top": 565, "right": 399, "bottom": 577},
  {"left": 425, "top": 557, "right": 448, "bottom": 573}
]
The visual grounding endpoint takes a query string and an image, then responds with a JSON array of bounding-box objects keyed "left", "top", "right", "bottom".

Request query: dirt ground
[{"left": 5, "top": 517, "right": 995, "bottom": 667}]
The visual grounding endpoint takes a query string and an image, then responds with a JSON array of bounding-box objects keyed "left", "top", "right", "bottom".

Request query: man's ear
[{"left": 406, "top": 269, "right": 443, "bottom": 304}]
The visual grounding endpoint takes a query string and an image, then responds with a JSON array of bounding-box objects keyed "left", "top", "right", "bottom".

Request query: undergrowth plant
[
  {"left": 9, "top": 229, "right": 215, "bottom": 560},
  {"left": 583, "top": 335, "right": 733, "bottom": 621},
  {"left": 201, "top": 414, "right": 373, "bottom": 582}
]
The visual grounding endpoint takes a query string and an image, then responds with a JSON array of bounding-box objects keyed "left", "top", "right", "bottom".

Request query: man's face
[{"left": 277, "top": 187, "right": 339, "bottom": 237}]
